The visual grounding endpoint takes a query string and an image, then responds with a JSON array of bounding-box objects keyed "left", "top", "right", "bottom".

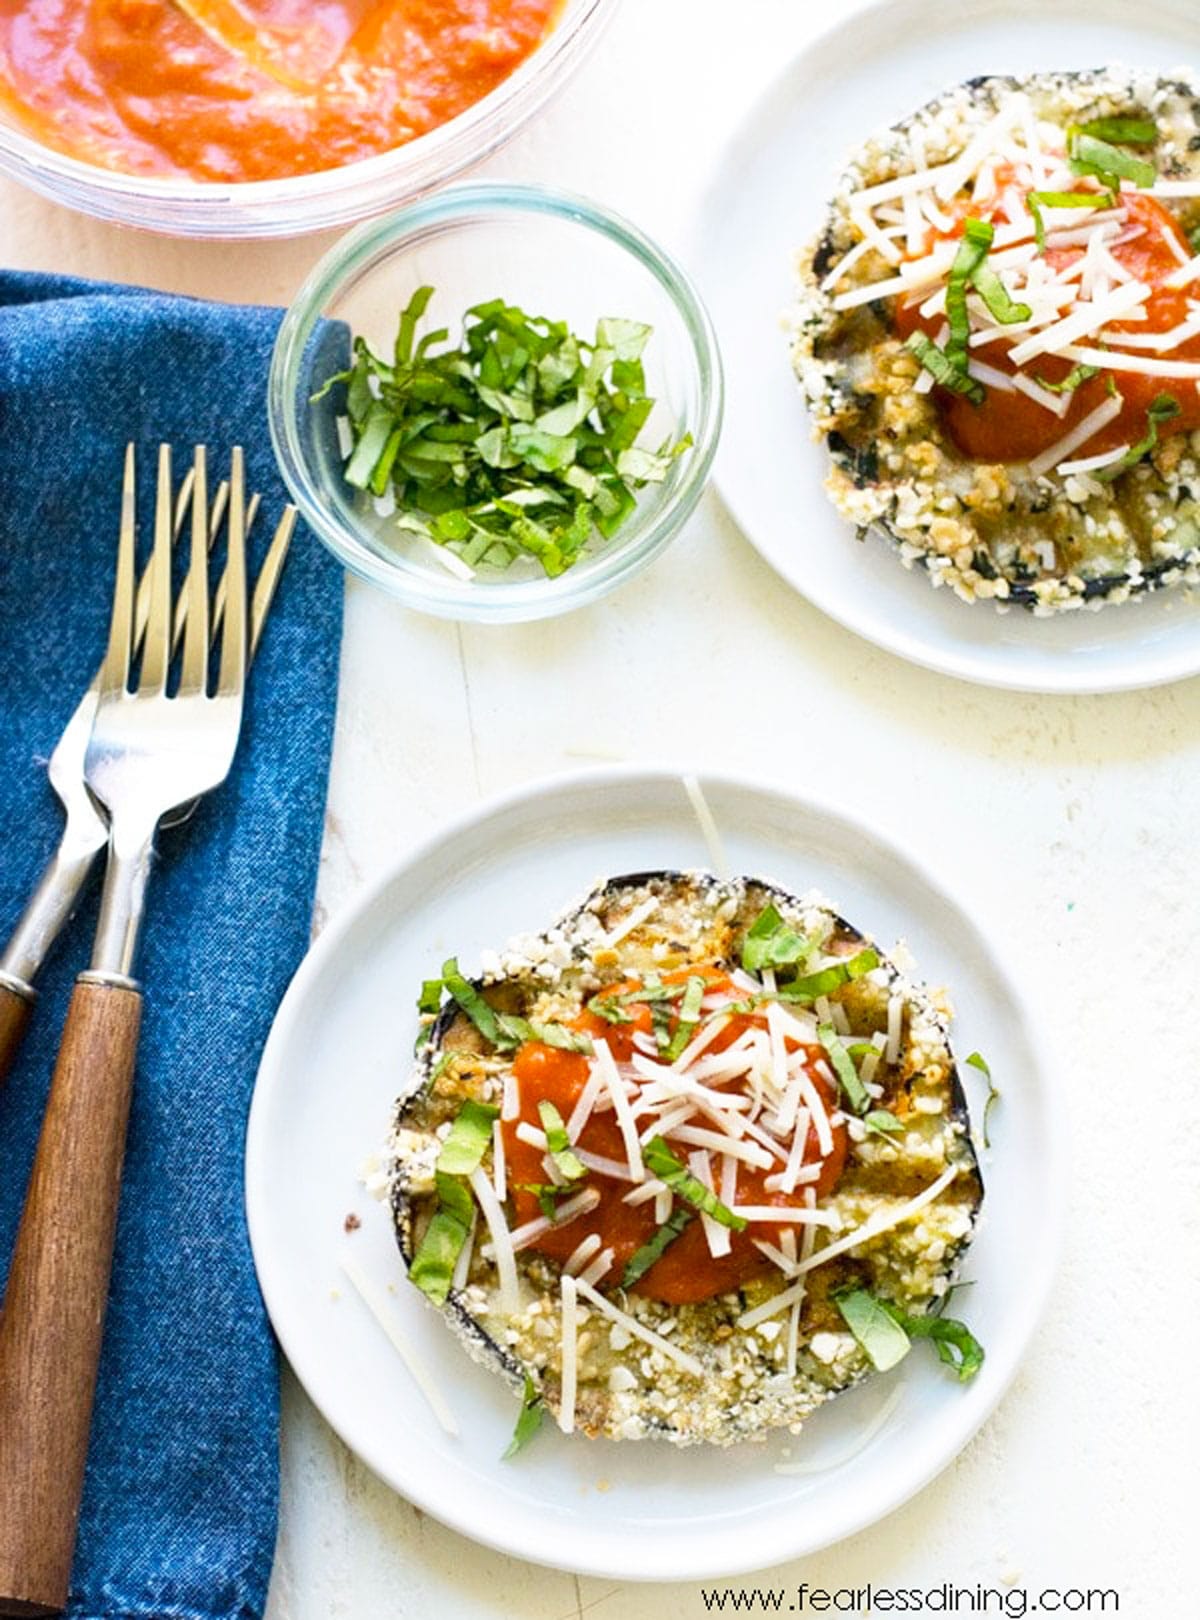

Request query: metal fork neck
[
  {"left": 0, "top": 822, "right": 108, "bottom": 988},
  {"left": 89, "top": 813, "right": 159, "bottom": 983}
]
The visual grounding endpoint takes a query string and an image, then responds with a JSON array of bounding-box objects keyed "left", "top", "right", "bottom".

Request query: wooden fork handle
[
  {"left": 0, "top": 977, "right": 142, "bottom": 1618},
  {"left": 0, "top": 981, "right": 34, "bottom": 1090}
]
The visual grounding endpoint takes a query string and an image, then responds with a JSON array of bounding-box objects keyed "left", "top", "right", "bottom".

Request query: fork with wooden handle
[
  {"left": 0, "top": 445, "right": 256, "bottom": 1618},
  {"left": 0, "top": 479, "right": 293, "bottom": 1089}
]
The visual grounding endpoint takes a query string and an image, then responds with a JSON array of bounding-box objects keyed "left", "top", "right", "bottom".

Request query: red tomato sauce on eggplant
[
  {"left": 501, "top": 968, "right": 848, "bottom": 1306},
  {"left": 0, "top": 1, "right": 560, "bottom": 182},
  {"left": 897, "top": 186, "right": 1200, "bottom": 463}
]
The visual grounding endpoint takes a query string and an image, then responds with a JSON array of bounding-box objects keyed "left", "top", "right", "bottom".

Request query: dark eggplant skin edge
[{"left": 389, "top": 869, "right": 984, "bottom": 1410}]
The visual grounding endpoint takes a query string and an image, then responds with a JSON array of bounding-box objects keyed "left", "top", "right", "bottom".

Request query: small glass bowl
[
  {"left": 0, "top": 0, "right": 614, "bottom": 238},
  {"left": 268, "top": 183, "right": 723, "bottom": 622}
]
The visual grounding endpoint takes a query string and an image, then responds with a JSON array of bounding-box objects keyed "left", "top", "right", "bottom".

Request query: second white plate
[
  {"left": 246, "top": 768, "right": 1061, "bottom": 1579},
  {"left": 695, "top": 0, "right": 1200, "bottom": 694}
]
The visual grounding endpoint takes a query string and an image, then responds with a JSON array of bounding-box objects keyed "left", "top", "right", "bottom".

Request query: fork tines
[{"left": 102, "top": 444, "right": 248, "bottom": 701}]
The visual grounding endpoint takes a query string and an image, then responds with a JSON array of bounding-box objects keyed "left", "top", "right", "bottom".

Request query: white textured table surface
[{"left": 5, "top": 2, "right": 1198, "bottom": 1614}]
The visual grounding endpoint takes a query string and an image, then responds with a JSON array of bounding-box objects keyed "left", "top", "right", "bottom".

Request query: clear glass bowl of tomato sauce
[
  {"left": 0, "top": 0, "right": 614, "bottom": 239},
  {"left": 268, "top": 182, "right": 723, "bottom": 622}
]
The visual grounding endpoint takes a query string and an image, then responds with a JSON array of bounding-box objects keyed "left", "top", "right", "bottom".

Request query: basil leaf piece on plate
[
  {"left": 502, "top": 1372, "right": 546, "bottom": 1460},
  {"left": 835, "top": 1287, "right": 912, "bottom": 1372}
]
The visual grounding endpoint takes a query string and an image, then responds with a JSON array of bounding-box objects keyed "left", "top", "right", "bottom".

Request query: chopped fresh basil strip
[
  {"left": 439, "top": 966, "right": 593, "bottom": 1055},
  {"left": 905, "top": 331, "right": 985, "bottom": 404},
  {"left": 946, "top": 213, "right": 1030, "bottom": 325},
  {"left": 414, "top": 975, "right": 445, "bottom": 1052},
  {"left": 441, "top": 958, "right": 501, "bottom": 1044},
  {"left": 531, "top": 1020, "right": 594, "bottom": 1054},
  {"left": 502, "top": 1372, "right": 545, "bottom": 1459},
  {"left": 643, "top": 1137, "right": 747, "bottom": 1231},
  {"left": 945, "top": 218, "right": 994, "bottom": 371},
  {"left": 1034, "top": 362, "right": 1098, "bottom": 394},
  {"left": 586, "top": 994, "right": 633, "bottom": 1025},
  {"left": 883, "top": 1300, "right": 985, "bottom": 1382},
  {"left": 651, "top": 995, "right": 674, "bottom": 1055},
  {"left": 408, "top": 1208, "right": 470, "bottom": 1306},
  {"left": 1080, "top": 116, "right": 1157, "bottom": 147},
  {"left": 410, "top": 1110, "right": 494, "bottom": 1307},
  {"left": 834, "top": 1287, "right": 912, "bottom": 1372},
  {"left": 1068, "top": 129, "right": 1156, "bottom": 191},
  {"left": 818, "top": 1021, "right": 869, "bottom": 1114},
  {"left": 495, "top": 1014, "right": 593, "bottom": 1056},
  {"left": 1025, "top": 190, "right": 1109, "bottom": 252},
  {"left": 624, "top": 972, "right": 680, "bottom": 1055},
  {"left": 776, "top": 948, "right": 880, "bottom": 1004},
  {"left": 621, "top": 1206, "right": 694, "bottom": 1288},
  {"left": 436, "top": 1098, "right": 499, "bottom": 1177},
  {"left": 965, "top": 1050, "right": 1001, "bottom": 1150},
  {"left": 664, "top": 974, "right": 706, "bottom": 1061},
  {"left": 838, "top": 1287, "right": 985, "bottom": 1382},
  {"left": 418, "top": 978, "right": 444, "bottom": 1015},
  {"left": 1190, "top": 223, "right": 1200, "bottom": 253},
  {"left": 613, "top": 981, "right": 683, "bottom": 1006},
  {"left": 543, "top": 1022, "right": 592, "bottom": 1053},
  {"left": 863, "top": 1108, "right": 904, "bottom": 1138},
  {"left": 538, "top": 1100, "right": 588, "bottom": 1182},
  {"left": 1093, "top": 392, "right": 1181, "bottom": 482},
  {"left": 741, "top": 904, "right": 811, "bottom": 973},
  {"left": 434, "top": 1172, "right": 473, "bottom": 1229},
  {"left": 394, "top": 283, "right": 435, "bottom": 365},
  {"left": 319, "top": 286, "right": 692, "bottom": 579},
  {"left": 970, "top": 259, "right": 1032, "bottom": 325},
  {"left": 516, "top": 1182, "right": 569, "bottom": 1221}
]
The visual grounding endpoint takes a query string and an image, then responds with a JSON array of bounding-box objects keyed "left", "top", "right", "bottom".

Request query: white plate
[
  {"left": 246, "top": 768, "right": 1062, "bottom": 1580},
  {"left": 695, "top": 0, "right": 1200, "bottom": 694}
]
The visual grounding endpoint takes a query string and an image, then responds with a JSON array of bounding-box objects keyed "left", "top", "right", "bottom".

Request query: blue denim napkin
[{"left": 0, "top": 269, "right": 344, "bottom": 1620}]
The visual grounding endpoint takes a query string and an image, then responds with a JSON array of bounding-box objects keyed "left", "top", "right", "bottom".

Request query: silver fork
[
  {"left": 0, "top": 475, "right": 292, "bottom": 1085},
  {"left": 0, "top": 444, "right": 253, "bottom": 1618}
]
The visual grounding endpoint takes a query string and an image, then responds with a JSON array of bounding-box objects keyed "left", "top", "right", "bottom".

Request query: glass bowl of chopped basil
[{"left": 268, "top": 183, "right": 723, "bottom": 620}]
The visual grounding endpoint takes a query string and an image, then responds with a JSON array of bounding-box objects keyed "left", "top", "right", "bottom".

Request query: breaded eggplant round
[
  {"left": 790, "top": 67, "right": 1200, "bottom": 613},
  {"left": 387, "top": 872, "right": 983, "bottom": 1447}
]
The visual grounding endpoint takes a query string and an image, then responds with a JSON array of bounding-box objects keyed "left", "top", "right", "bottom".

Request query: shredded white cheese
[
  {"left": 1056, "top": 443, "right": 1130, "bottom": 476},
  {"left": 558, "top": 1274, "right": 578, "bottom": 1434},
  {"left": 603, "top": 896, "right": 660, "bottom": 948},
  {"left": 574, "top": 1278, "right": 704, "bottom": 1377},
  {"left": 563, "top": 1232, "right": 603, "bottom": 1276},
  {"left": 681, "top": 774, "right": 729, "bottom": 877},
  {"left": 468, "top": 1166, "right": 520, "bottom": 1316},
  {"left": 1027, "top": 394, "right": 1123, "bottom": 478},
  {"left": 506, "top": 1186, "right": 601, "bottom": 1253},
  {"left": 1008, "top": 280, "right": 1151, "bottom": 365},
  {"left": 340, "top": 1257, "right": 459, "bottom": 1437},
  {"left": 581, "top": 1247, "right": 614, "bottom": 1288},
  {"left": 491, "top": 1119, "right": 507, "bottom": 1205},
  {"left": 736, "top": 1163, "right": 961, "bottom": 1329},
  {"left": 594, "top": 1038, "right": 645, "bottom": 1182}
]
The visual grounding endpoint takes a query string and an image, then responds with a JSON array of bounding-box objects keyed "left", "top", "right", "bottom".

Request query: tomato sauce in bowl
[{"left": 0, "top": 0, "right": 561, "bottom": 182}]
